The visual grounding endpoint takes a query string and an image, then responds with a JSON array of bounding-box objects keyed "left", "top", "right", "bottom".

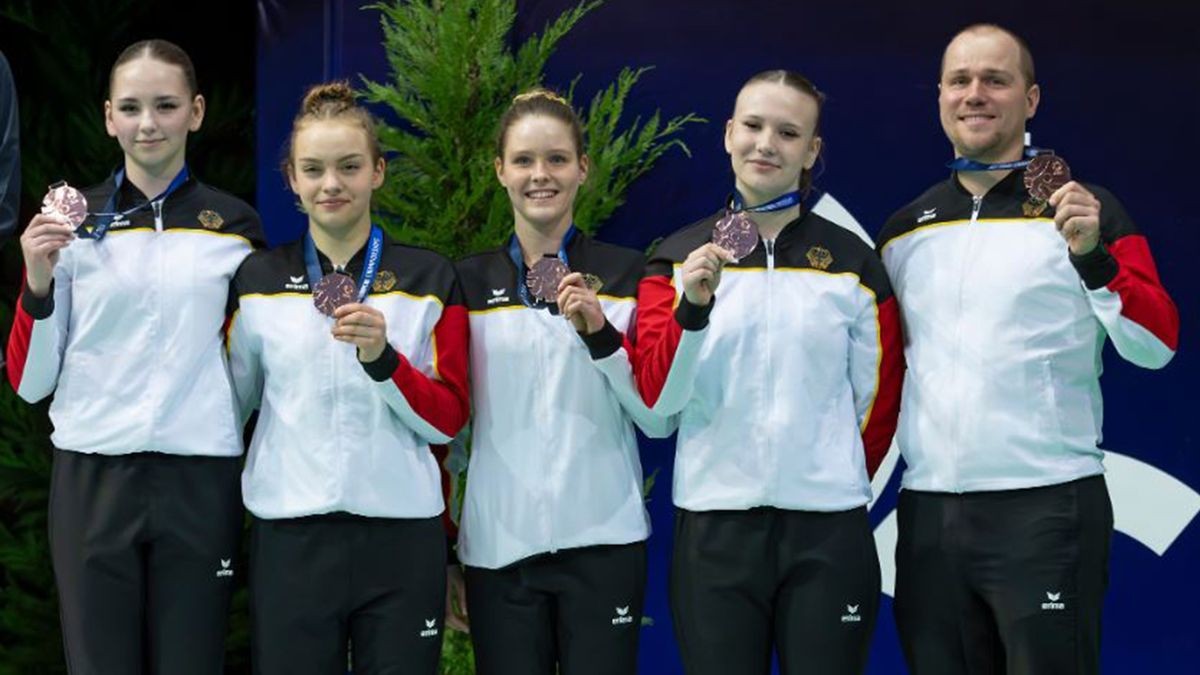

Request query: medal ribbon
[
  {"left": 85, "top": 164, "right": 190, "bottom": 240},
  {"left": 508, "top": 224, "right": 578, "bottom": 308},
  {"left": 304, "top": 225, "right": 385, "bottom": 305},
  {"left": 730, "top": 189, "right": 802, "bottom": 213},
  {"left": 947, "top": 146, "right": 1050, "bottom": 172}
]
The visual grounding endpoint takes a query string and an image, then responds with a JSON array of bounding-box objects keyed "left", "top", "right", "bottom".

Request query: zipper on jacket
[
  {"left": 152, "top": 199, "right": 164, "bottom": 232},
  {"left": 764, "top": 238, "right": 776, "bottom": 500},
  {"left": 953, "top": 194, "right": 984, "bottom": 489}
]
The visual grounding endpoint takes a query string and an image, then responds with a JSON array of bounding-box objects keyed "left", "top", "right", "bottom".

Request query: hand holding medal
[
  {"left": 556, "top": 271, "right": 606, "bottom": 334},
  {"left": 1021, "top": 153, "right": 1102, "bottom": 255},
  {"left": 20, "top": 183, "right": 83, "bottom": 297},
  {"left": 681, "top": 243, "right": 735, "bottom": 307},
  {"left": 331, "top": 302, "right": 389, "bottom": 362},
  {"left": 525, "top": 255, "right": 602, "bottom": 301}
]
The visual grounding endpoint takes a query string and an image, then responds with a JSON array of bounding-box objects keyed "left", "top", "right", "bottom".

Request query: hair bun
[{"left": 302, "top": 81, "right": 356, "bottom": 115}]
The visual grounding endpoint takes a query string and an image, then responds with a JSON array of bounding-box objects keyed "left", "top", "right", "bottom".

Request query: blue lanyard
[
  {"left": 85, "top": 164, "right": 190, "bottom": 240},
  {"left": 507, "top": 225, "right": 578, "bottom": 308},
  {"left": 730, "top": 189, "right": 802, "bottom": 213},
  {"left": 303, "top": 225, "right": 385, "bottom": 305},
  {"left": 946, "top": 146, "right": 1044, "bottom": 172}
]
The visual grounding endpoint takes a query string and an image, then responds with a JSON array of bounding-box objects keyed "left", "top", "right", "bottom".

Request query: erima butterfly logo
[
  {"left": 215, "top": 559, "right": 233, "bottom": 578},
  {"left": 285, "top": 275, "right": 309, "bottom": 291},
  {"left": 420, "top": 618, "right": 438, "bottom": 637},
  {"left": 487, "top": 288, "right": 510, "bottom": 305},
  {"left": 917, "top": 207, "right": 938, "bottom": 224},
  {"left": 1042, "top": 592, "right": 1065, "bottom": 610},
  {"left": 611, "top": 605, "right": 633, "bottom": 625},
  {"left": 841, "top": 604, "right": 862, "bottom": 623}
]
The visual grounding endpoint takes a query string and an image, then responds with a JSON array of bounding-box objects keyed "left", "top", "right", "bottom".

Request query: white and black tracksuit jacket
[{"left": 877, "top": 170, "right": 1179, "bottom": 493}]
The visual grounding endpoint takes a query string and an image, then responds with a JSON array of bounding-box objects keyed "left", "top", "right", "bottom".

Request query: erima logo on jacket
[
  {"left": 611, "top": 606, "right": 633, "bottom": 625},
  {"left": 840, "top": 604, "right": 862, "bottom": 623},
  {"left": 420, "top": 618, "right": 439, "bottom": 637},
  {"left": 1041, "top": 591, "right": 1065, "bottom": 610},
  {"left": 486, "top": 288, "right": 510, "bottom": 305}
]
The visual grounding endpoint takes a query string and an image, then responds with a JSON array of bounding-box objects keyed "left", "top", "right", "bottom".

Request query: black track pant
[
  {"left": 894, "top": 475, "right": 1113, "bottom": 675},
  {"left": 250, "top": 513, "right": 447, "bottom": 675},
  {"left": 49, "top": 449, "right": 243, "bottom": 675},
  {"left": 670, "top": 506, "right": 880, "bottom": 675},
  {"left": 465, "top": 542, "right": 647, "bottom": 675}
]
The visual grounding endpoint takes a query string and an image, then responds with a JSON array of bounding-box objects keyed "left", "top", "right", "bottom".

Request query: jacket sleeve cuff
[
  {"left": 21, "top": 279, "right": 56, "bottom": 319},
  {"left": 580, "top": 319, "right": 623, "bottom": 360},
  {"left": 674, "top": 293, "right": 713, "bottom": 331},
  {"left": 1069, "top": 243, "right": 1119, "bottom": 290},
  {"left": 361, "top": 343, "right": 400, "bottom": 382}
]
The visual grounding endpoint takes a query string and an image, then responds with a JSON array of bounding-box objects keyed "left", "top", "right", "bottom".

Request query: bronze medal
[
  {"left": 312, "top": 273, "right": 357, "bottom": 317},
  {"left": 712, "top": 210, "right": 758, "bottom": 261},
  {"left": 1023, "top": 154, "right": 1071, "bottom": 202},
  {"left": 42, "top": 182, "right": 88, "bottom": 228},
  {"left": 526, "top": 256, "right": 570, "bottom": 304}
]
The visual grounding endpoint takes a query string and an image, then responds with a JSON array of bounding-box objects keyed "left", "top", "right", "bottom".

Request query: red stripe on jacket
[
  {"left": 633, "top": 275, "right": 682, "bottom": 408},
  {"left": 5, "top": 288, "right": 36, "bottom": 393},
  {"left": 389, "top": 303, "right": 471, "bottom": 439},
  {"left": 862, "top": 295, "right": 905, "bottom": 478},
  {"left": 1107, "top": 235, "right": 1179, "bottom": 352}
]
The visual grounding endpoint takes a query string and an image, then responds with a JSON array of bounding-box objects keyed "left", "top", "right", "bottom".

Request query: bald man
[{"left": 876, "top": 24, "right": 1178, "bottom": 674}]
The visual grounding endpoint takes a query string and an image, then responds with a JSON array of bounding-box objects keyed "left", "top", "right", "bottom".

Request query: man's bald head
[{"left": 941, "top": 24, "right": 1036, "bottom": 89}]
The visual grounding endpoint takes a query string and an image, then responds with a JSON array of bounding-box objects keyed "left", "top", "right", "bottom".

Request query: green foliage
[{"left": 361, "top": 0, "right": 703, "bottom": 258}]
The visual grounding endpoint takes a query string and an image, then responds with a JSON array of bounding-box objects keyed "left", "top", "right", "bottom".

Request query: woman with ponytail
[
  {"left": 634, "top": 70, "right": 905, "bottom": 675},
  {"left": 453, "top": 88, "right": 671, "bottom": 675},
  {"left": 225, "top": 82, "right": 470, "bottom": 674},
  {"left": 7, "top": 39, "right": 263, "bottom": 675}
]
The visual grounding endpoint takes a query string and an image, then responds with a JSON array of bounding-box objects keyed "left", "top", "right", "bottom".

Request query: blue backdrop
[{"left": 256, "top": 1, "right": 1199, "bottom": 671}]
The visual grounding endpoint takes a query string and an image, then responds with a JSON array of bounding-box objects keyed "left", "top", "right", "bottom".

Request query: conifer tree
[{"left": 362, "top": 0, "right": 703, "bottom": 257}]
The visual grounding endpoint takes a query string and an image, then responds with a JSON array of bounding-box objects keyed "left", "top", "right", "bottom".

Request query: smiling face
[
  {"left": 939, "top": 27, "right": 1040, "bottom": 163},
  {"left": 105, "top": 56, "right": 204, "bottom": 179},
  {"left": 288, "top": 119, "right": 385, "bottom": 239},
  {"left": 495, "top": 114, "right": 588, "bottom": 233},
  {"left": 724, "top": 81, "right": 822, "bottom": 206}
]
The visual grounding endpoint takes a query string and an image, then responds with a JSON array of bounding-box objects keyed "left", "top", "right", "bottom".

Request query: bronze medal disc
[
  {"left": 42, "top": 182, "right": 88, "bottom": 227},
  {"left": 526, "top": 256, "right": 569, "bottom": 304},
  {"left": 312, "top": 273, "right": 357, "bottom": 317},
  {"left": 1023, "top": 154, "right": 1072, "bottom": 203},
  {"left": 712, "top": 210, "right": 758, "bottom": 261}
]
